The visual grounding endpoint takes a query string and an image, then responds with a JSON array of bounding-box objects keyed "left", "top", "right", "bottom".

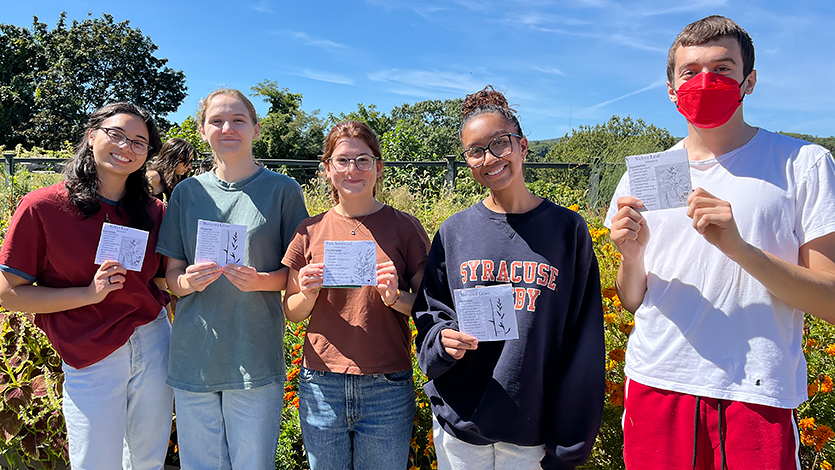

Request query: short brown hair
[
  {"left": 666, "top": 15, "right": 755, "bottom": 84},
  {"left": 322, "top": 121, "right": 383, "bottom": 203},
  {"left": 197, "top": 88, "right": 258, "bottom": 127}
]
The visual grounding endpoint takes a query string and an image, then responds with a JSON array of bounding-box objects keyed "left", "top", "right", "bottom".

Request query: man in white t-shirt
[{"left": 606, "top": 15, "right": 835, "bottom": 470}]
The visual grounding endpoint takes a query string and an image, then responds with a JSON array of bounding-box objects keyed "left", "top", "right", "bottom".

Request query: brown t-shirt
[{"left": 283, "top": 205, "right": 430, "bottom": 374}]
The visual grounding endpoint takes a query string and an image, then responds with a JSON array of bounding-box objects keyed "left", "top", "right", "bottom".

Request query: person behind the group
[
  {"left": 147, "top": 137, "right": 196, "bottom": 201},
  {"left": 413, "top": 86, "right": 605, "bottom": 470},
  {"left": 282, "top": 120, "right": 430, "bottom": 470},
  {"left": 606, "top": 15, "right": 835, "bottom": 469},
  {"left": 0, "top": 103, "right": 173, "bottom": 469},
  {"left": 155, "top": 88, "right": 308, "bottom": 469}
]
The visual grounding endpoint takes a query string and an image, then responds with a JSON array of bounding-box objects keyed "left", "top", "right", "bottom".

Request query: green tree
[
  {"left": 0, "top": 12, "right": 187, "bottom": 149},
  {"left": 388, "top": 98, "right": 463, "bottom": 160},
  {"left": 779, "top": 132, "right": 835, "bottom": 154},
  {"left": 327, "top": 103, "right": 393, "bottom": 139},
  {"left": 0, "top": 24, "right": 44, "bottom": 148},
  {"left": 543, "top": 116, "right": 678, "bottom": 205},
  {"left": 250, "top": 81, "right": 326, "bottom": 184},
  {"left": 165, "top": 115, "right": 210, "bottom": 155}
]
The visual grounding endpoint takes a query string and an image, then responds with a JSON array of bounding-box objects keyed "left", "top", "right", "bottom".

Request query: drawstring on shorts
[{"left": 692, "top": 396, "right": 728, "bottom": 470}]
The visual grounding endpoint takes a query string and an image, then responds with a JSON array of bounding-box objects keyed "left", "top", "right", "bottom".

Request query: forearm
[
  {"left": 730, "top": 243, "right": 835, "bottom": 321},
  {"left": 615, "top": 256, "right": 647, "bottom": 313},
  {"left": 0, "top": 284, "right": 98, "bottom": 314},
  {"left": 250, "top": 267, "right": 289, "bottom": 292},
  {"left": 165, "top": 267, "right": 194, "bottom": 297},
  {"left": 387, "top": 290, "right": 416, "bottom": 316},
  {"left": 283, "top": 290, "right": 317, "bottom": 323}
]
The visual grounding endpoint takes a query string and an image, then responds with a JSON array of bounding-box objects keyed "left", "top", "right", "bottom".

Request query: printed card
[
  {"left": 195, "top": 219, "right": 247, "bottom": 265},
  {"left": 453, "top": 284, "right": 519, "bottom": 342},
  {"left": 323, "top": 240, "right": 377, "bottom": 287},
  {"left": 625, "top": 148, "right": 692, "bottom": 211},
  {"left": 94, "top": 223, "right": 150, "bottom": 272}
]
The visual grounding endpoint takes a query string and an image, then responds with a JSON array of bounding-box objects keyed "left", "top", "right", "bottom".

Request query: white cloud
[
  {"left": 274, "top": 31, "right": 351, "bottom": 54},
  {"left": 248, "top": 1, "right": 273, "bottom": 13},
  {"left": 295, "top": 69, "right": 355, "bottom": 86},
  {"left": 577, "top": 77, "right": 666, "bottom": 116},
  {"left": 368, "top": 69, "right": 487, "bottom": 93}
]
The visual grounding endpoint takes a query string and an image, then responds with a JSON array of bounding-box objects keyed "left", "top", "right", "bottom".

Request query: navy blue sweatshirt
[{"left": 413, "top": 200, "right": 605, "bottom": 470}]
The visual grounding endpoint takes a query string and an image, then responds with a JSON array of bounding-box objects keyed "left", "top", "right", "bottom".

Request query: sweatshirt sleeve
[
  {"left": 541, "top": 228, "right": 605, "bottom": 470},
  {"left": 412, "top": 231, "right": 460, "bottom": 379}
]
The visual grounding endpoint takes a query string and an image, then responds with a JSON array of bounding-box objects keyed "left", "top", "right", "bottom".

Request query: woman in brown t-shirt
[{"left": 283, "top": 121, "right": 430, "bottom": 470}]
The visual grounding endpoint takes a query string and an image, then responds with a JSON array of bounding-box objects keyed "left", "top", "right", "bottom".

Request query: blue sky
[{"left": 5, "top": 1, "right": 834, "bottom": 141}]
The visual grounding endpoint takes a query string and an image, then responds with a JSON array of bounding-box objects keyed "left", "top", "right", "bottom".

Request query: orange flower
[
  {"left": 826, "top": 344, "right": 835, "bottom": 356},
  {"left": 604, "top": 313, "right": 618, "bottom": 324},
  {"left": 287, "top": 367, "right": 300, "bottom": 381},
  {"left": 821, "top": 376, "right": 834, "bottom": 393},
  {"left": 809, "top": 382, "right": 819, "bottom": 397},
  {"left": 610, "top": 388, "right": 624, "bottom": 407},
  {"left": 606, "top": 359, "right": 618, "bottom": 371},
  {"left": 292, "top": 357, "right": 302, "bottom": 365},
  {"left": 292, "top": 396, "right": 300, "bottom": 408},
  {"left": 293, "top": 344, "right": 303, "bottom": 351},
  {"left": 608, "top": 348, "right": 626, "bottom": 363},
  {"left": 284, "top": 391, "right": 295, "bottom": 401},
  {"left": 800, "top": 417, "right": 816, "bottom": 431},
  {"left": 822, "top": 461, "right": 833, "bottom": 470},
  {"left": 568, "top": 204, "right": 579, "bottom": 212},
  {"left": 601, "top": 287, "right": 617, "bottom": 300},
  {"left": 618, "top": 321, "right": 634, "bottom": 335},
  {"left": 808, "top": 338, "right": 818, "bottom": 348}
]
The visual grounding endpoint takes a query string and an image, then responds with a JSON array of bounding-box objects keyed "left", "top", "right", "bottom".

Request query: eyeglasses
[
  {"left": 460, "top": 133, "right": 521, "bottom": 169},
  {"left": 328, "top": 155, "right": 379, "bottom": 172},
  {"left": 98, "top": 127, "right": 150, "bottom": 156}
]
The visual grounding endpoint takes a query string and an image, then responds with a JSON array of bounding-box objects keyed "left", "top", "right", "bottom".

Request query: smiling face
[
  {"left": 88, "top": 113, "right": 150, "bottom": 183},
  {"left": 668, "top": 36, "right": 756, "bottom": 106},
  {"left": 324, "top": 137, "right": 382, "bottom": 202},
  {"left": 460, "top": 113, "right": 528, "bottom": 195},
  {"left": 199, "top": 93, "right": 260, "bottom": 159}
]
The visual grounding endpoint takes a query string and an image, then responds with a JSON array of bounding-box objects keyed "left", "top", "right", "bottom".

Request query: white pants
[
  {"left": 433, "top": 416, "right": 546, "bottom": 470},
  {"left": 63, "top": 310, "right": 173, "bottom": 470}
]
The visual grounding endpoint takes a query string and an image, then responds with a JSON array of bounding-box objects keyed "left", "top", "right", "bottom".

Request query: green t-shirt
[{"left": 156, "top": 167, "right": 308, "bottom": 392}]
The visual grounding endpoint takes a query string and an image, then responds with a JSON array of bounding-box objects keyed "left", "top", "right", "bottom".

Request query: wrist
[{"left": 383, "top": 289, "right": 401, "bottom": 307}]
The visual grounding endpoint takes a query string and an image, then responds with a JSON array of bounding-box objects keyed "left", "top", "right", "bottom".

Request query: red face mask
[{"left": 674, "top": 72, "right": 745, "bottom": 129}]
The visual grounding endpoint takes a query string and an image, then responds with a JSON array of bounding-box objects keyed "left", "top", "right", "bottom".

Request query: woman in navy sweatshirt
[{"left": 413, "top": 86, "right": 605, "bottom": 470}]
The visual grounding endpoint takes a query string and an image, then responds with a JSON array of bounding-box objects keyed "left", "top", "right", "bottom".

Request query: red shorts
[{"left": 622, "top": 379, "right": 800, "bottom": 470}]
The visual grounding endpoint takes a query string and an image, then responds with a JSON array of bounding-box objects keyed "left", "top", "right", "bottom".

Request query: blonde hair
[{"left": 196, "top": 88, "right": 258, "bottom": 126}]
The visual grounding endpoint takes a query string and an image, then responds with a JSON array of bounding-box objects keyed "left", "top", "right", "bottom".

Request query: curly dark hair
[
  {"left": 63, "top": 102, "right": 162, "bottom": 230},
  {"left": 148, "top": 138, "right": 196, "bottom": 200},
  {"left": 460, "top": 85, "right": 523, "bottom": 140}
]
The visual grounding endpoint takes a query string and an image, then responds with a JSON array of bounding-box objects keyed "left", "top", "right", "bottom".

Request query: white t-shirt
[{"left": 605, "top": 129, "right": 835, "bottom": 408}]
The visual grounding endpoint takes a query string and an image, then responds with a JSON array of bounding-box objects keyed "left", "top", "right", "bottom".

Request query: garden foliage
[{"left": 2, "top": 154, "right": 835, "bottom": 470}]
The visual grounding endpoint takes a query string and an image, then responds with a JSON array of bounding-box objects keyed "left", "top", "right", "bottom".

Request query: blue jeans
[
  {"left": 299, "top": 367, "right": 416, "bottom": 470},
  {"left": 63, "top": 309, "right": 173, "bottom": 470},
  {"left": 173, "top": 381, "right": 283, "bottom": 470}
]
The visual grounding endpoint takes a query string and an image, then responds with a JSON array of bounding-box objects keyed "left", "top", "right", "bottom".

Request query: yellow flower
[
  {"left": 822, "top": 461, "right": 833, "bottom": 470},
  {"left": 568, "top": 204, "right": 579, "bottom": 212},
  {"left": 826, "top": 344, "right": 835, "bottom": 356},
  {"left": 606, "top": 359, "right": 618, "bottom": 371},
  {"left": 431, "top": 462, "right": 438, "bottom": 470},
  {"left": 604, "top": 313, "right": 618, "bottom": 324},
  {"left": 613, "top": 295, "right": 622, "bottom": 308}
]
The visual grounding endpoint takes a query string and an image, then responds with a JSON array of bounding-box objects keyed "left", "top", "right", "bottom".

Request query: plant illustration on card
[{"left": 488, "top": 297, "right": 512, "bottom": 337}]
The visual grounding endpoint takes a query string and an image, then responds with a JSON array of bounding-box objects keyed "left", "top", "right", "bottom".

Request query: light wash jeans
[
  {"left": 63, "top": 309, "right": 173, "bottom": 470},
  {"left": 298, "top": 367, "right": 415, "bottom": 470},
  {"left": 432, "top": 415, "right": 546, "bottom": 470},
  {"left": 173, "top": 381, "right": 283, "bottom": 470}
]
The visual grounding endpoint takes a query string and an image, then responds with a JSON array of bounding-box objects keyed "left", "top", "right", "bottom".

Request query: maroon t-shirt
[
  {"left": 283, "top": 205, "right": 430, "bottom": 374},
  {"left": 0, "top": 183, "right": 170, "bottom": 368}
]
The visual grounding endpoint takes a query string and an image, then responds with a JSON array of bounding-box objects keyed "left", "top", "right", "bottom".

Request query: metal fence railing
[{"left": 2, "top": 151, "right": 623, "bottom": 209}]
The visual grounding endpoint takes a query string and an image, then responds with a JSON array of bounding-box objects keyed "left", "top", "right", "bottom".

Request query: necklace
[{"left": 341, "top": 211, "right": 371, "bottom": 236}]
